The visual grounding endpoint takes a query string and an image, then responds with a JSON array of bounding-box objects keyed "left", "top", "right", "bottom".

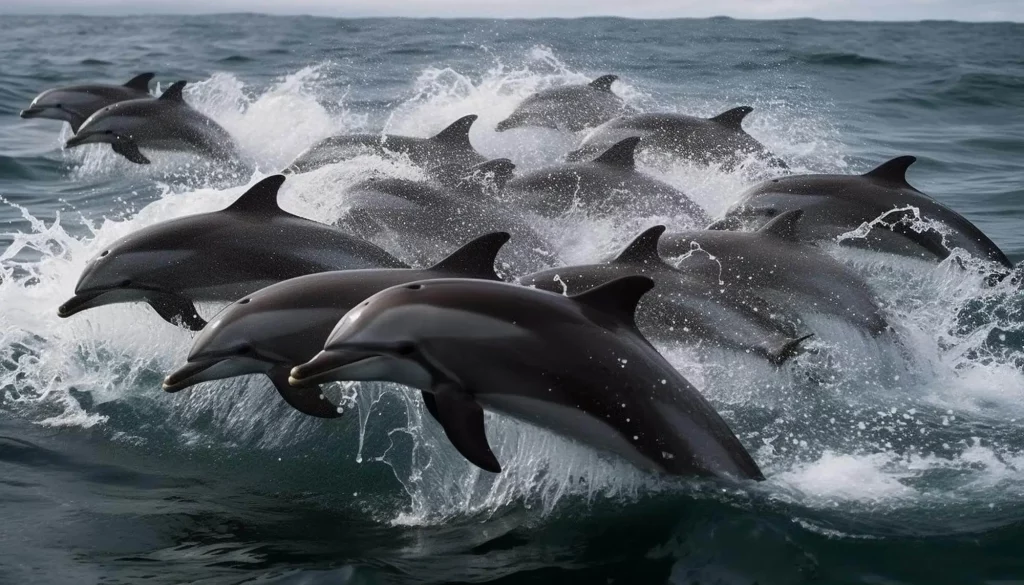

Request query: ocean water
[{"left": 1, "top": 13, "right": 1023, "bottom": 584}]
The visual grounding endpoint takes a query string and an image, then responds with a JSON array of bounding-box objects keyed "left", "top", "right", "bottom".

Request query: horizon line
[{"left": 0, "top": 12, "right": 1021, "bottom": 24}]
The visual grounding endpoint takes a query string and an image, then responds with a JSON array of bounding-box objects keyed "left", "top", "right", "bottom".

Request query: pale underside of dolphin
[
  {"left": 289, "top": 276, "right": 765, "bottom": 481},
  {"left": 716, "top": 156, "right": 1012, "bottom": 268},
  {"left": 64, "top": 80, "right": 238, "bottom": 164},
  {"left": 58, "top": 175, "right": 405, "bottom": 331},
  {"left": 162, "top": 232, "right": 511, "bottom": 419},
  {"left": 20, "top": 72, "right": 155, "bottom": 133}
]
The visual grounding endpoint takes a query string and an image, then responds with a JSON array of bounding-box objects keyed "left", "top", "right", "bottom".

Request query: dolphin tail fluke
[
  {"left": 268, "top": 368, "right": 341, "bottom": 419},
  {"left": 124, "top": 72, "right": 155, "bottom": 92},
  {"left": 148, "top": 296, "right": 206, "bottom": 331},
  {"left": 111, "top": 141, "right": 151, "bottom": 164},
  {"left": 767, "top": 334, "right": 814, "bottom": 366},
  {"left": 431, "top": 383, "right": 501, "bottom": 473},
  {"left": 429, "top": 232, "right": 510, "bottom": 280}
]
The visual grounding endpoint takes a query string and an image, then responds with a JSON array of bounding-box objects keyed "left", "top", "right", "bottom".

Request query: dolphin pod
[
  {"left": 33, "top": 70, "right": 1015, "bottom": 482},
  {"left": 20, "top": 72, "right": 155, "bottom": 133},
  {"left": 63, "top": 81, "right": 237, "bottom": 164}
]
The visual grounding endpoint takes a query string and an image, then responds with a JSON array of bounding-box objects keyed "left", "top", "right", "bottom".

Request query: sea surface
[{"left": 1, "top": 14, "right": 1023, "bottom": 584}]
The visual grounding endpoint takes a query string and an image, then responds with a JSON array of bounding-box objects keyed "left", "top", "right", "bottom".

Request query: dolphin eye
[
  {"left": 394, "top": 342, "right": 416, "bottom": 356},
  {"left": 118, "top": 279, "right": 131, "bottom": 288},
  {"left": 406, "top": 284, "right": 422, "bottom": 290},
  {"left": 100, "top": 250, "right": 109, "bottom": 257},
  {"left": 238, "top": 298, "right": 251, "bottom": 305},
  {"left": 105, "top": 130, "right": 114, "bottom": 135}
]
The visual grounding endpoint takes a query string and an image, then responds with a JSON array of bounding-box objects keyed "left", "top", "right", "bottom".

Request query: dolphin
[
  {"left": 659, "top": 210, "right": 889, "bottom": 335},
  {"left": 502, "top": 137, "right": 709, "bottom": 223},
  {"left": 63, "top": 81, "right": 237, "bottom": 164},
  {"left": 520, "top": 226, "right": 810, "bottom": 364},
  {"left": 283, "top": 114, "right": 485, "bottom": 177},
  {"left": 289, "top": 276, "right": 764, "bottom": 480},
  {"left": 162, "top": 232, "right": 510, "bottom": 419},
  {"left": 58, "top": 175, "right": 406, "bottom": 331},
  {"left": 565, "top": 107, "right": 788, "bottom": 170},
  {"left": 717, "top": 156, "right": 1012, "bottom": 267},
  {"left": 20, "top": 73, "right": 155, "bottom": 133},
  {"left": 340, "top": 162, "right": 558, "bottom": 273},
  {"left": 495, "top": 75, "right": 632, "bottom": 133}
]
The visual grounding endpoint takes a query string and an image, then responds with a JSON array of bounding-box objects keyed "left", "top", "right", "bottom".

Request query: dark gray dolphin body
[
  {"left": 495, "top": 75, "right": 632, "bottom": 132},
  {"left": 58, "top": 175, "right": 405, "bottom": 331},
  {"left": 566, "top": 107, "right": 788, "bottom": 170},
  {"left": 283, "top": 115, "right": 485, "bottom": 177},
  {"left": 341, "top": 164, "right": 558, "bottom": 273},
  {"left": 162, "top": 233, "right": 509, "bottom": 419},
  {"left": 660, "top": 210, "right": 889, "bottom": 334},
  {"left": 520, "top": 226, "right": 809, "bottom": 363},
  {"left": 63, "top": 81, "right": 237, "bottom": 164},
  {"left": 289, "top": 276, "right": 764, "bottom": 480},
  {"left": 20, "top": 73, "right": 154, "bottom": 133},
  {"left": 718, "top": 156, "right": 1012, "bottom": 267},
  {"left": 502, "top": 137, "right": 709, "bottom": 223}
]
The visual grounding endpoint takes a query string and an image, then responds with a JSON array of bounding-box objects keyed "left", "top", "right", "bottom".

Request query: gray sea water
[{"left": 1, "top": 14, "right": 1023, "bottom": 584}]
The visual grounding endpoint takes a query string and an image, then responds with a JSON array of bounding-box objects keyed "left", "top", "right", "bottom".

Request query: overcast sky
[{"left": 2, "top": 0, "right": 1022, "bottom": 21}]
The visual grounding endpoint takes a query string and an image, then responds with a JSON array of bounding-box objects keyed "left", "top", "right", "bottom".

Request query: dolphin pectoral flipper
[
  {"left": 111, "top": 141, "right": 151, "bottom": 164},
  {"left": 148, "top": 295, "right": 207, "bottom": 331},
  {"left": 267, "top": 368, "right": 341, "bottom": 419},
  {"left": 430, "top": 383, "right": 501, "bottom": 473},
  {"left": 886, "top": 208, "right": 951, "bottom": 261},
  {"left": 765, "top": 333, "right": 814, "bottom": 366}
]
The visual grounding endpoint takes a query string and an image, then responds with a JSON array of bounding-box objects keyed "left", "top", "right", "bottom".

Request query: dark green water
[{"left": 1, "top": 15, "right": 1023, "bottom": 584}]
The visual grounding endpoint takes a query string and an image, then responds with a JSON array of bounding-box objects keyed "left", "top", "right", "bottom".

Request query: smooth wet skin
[
  {"left": 495, "top": 75, "right": 632, "bottom": 132},
  {"left": 63, "top": 81, "right": 237, "bottom": 164},
  {"left": 59, "top": 175, "right": 405, "bottom": 331},
  {"left": 566, "top": 106, "right": 788, "bottom": 170},
  {"left": 162, "top": 232, "right": 510, "bottom": 417},
  {"left": 520, "top": 225, "right": 810, "bottom": 363},
  {"left": 20, "top": 72, "right": 154, "bottom": 133},
  {"left": 718, "top": 156, "right": 1012, "bottom": 267},
  {"left": 290, "top": 277, "right": 764, "bottom": 480}
]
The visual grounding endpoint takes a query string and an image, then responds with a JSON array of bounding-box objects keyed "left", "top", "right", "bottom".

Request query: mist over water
[{"left": 1, "top": 14, "right": 1023, "bottom": 584}]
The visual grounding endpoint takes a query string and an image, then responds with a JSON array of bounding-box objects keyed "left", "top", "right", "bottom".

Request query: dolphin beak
[
  {"left": 494, "top": 117, "right": 515, "bottom": 132},
  {"left": 57, "top": 291, "right": 105, "bottom": 318},
  {"left": 20, "top": 107, "right": 45, "bottom": 119},
  {"left": 64, "top": 134, "right": 87, "bottom": 149},
  {"left": 288, "top": 349, "right": 379, "bottom": 387},
  {"left": 162, "top": 360, "right": 222, "bottom": 393}
]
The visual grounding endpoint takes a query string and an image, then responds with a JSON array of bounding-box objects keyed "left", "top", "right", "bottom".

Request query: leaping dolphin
[
  {"left": 717, "top": 156, "right": 1012, "bottom": 267},
  {"left": 162, "top": 233, "right": 510, "bottom": 418},
  {"left": 20, "top": 73, "right": 155, "bottom": 133},
  {"left": 58, "top": 175, "right": 406, "bottom": 331},
  {"left": 495, "top": 75, "right": 632, "bottom": 133},
  {"left": 289, "top": 276, "right": 765, "bottom": 481},
  {"left": 520, "top": 225, "right": 811, "bottom": 364},
  {"left": 64, "top": 81, "right": 237, "bottom": 164},
  {"left": 283, "top": 114, "right": 485, "bottom": 177},
  {"left": 566, "top": 107, "right": 788, "bottom": 170}
]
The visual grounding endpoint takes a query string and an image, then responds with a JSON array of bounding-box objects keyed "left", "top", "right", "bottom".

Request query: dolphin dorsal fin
[
  {"left": 589, "top": 75, "right": 618, "bottom": 92},
  {"left": 429, "top": 232, "right": 510, "bottom": 280},
  {"left": 227, "top": 175, "right": 286, "bottom": 214},
  {"left": 124, "top": 72, "right": 155, "bottom": 92},
  {"left": 431, "top": 115, "right": 478, "bottom": 149},
  {"left": 758, "top": 209, "right": 803, "bottom": 241},
  {"left": 468, "top": 158, "right": 515, "bottom": 190},
  {"left": 570, "top": 275, "right": 654, "bottom": 329},
  {"left": 710, "top": 106, "right": 753, "bottom": 130},
  {"left": 863, "top": 156, "right": 916, "bottom": 186},
  {"left": 613, "top": 226, "right": 667, "bottom": 265},
  {"left": 159, "top": 80, "right": 187, "bottom": 102},
  {"left": 593, "top": 137, "right": 640, "bottom": 169}
]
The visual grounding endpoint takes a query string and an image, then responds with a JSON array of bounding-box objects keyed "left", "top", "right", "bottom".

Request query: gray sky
[{"left": 2, "top": 0, "right": 1022, "bottom": 21}]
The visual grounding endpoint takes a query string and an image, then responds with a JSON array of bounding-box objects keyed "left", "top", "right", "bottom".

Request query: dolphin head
[
  {"left": 21, "top": 87, "right": 105, "bottom": 130},
  {"left": 58, "top": 235, "right": 191, "bottom": 318},
  {"left": 63, "top": 102, "right": 153, "bottom": 149}
]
